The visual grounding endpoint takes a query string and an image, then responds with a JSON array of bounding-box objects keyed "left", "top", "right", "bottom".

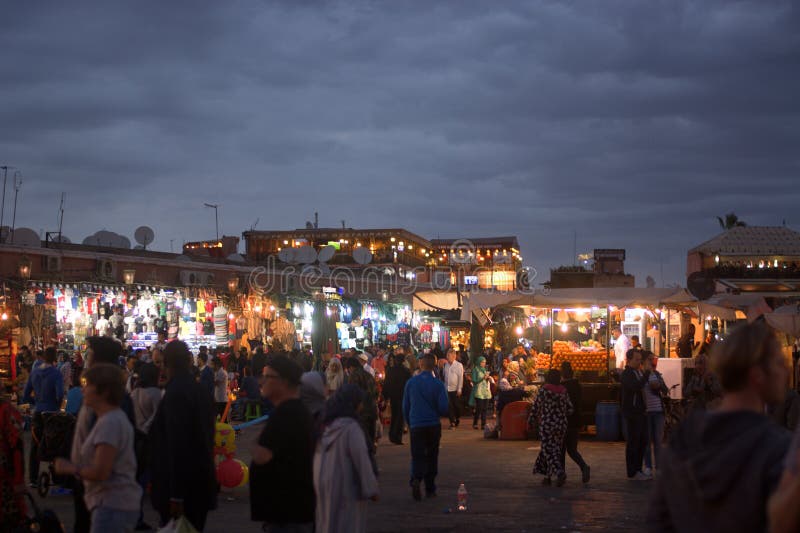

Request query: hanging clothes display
[
  {"left": 270, "top": 316, "right": 296, "bottom": 352},
  {"left": 213, "top": 306, "right": 228, "bottom": 347}
]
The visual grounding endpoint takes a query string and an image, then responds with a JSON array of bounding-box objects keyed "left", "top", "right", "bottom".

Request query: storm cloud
[{"left": 1, "top": 0, "right": 798, "bottom": 285}]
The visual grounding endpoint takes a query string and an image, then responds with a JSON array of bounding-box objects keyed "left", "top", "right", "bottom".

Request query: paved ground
[{"left": 26, "top": 421, "right": 652, "bottom": 532}]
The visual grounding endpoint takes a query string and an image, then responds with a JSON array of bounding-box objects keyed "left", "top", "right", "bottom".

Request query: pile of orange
[{"left": 535, "top": 346, "right": 610, "bottom": 372}]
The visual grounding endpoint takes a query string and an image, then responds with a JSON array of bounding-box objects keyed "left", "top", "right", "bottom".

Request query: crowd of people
[{"left": 2, "top": 320, "right": 800, "bottom": 532}]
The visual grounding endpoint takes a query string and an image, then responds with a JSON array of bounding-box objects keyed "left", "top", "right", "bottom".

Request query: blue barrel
[{"left": 595, "top": 401, "right": 621, "bottom": 441}]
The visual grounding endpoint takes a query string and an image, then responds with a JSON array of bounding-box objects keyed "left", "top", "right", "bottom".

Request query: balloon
[
  {"left": 214, "top": 422, "right": 236, "bottom": 456},
  {"left": 235, "top": 459, "right": 249, "bottom": 488},
  {"left": 217, "top": 458, "right": 245, "bottom": 489}
]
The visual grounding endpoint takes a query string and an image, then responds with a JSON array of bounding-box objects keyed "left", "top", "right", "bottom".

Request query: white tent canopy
[
  {"left": 412, "top": 291, "right": 462, "bottom": 312},
  {"left": 459, "top": 287, "right": 689, "bottom": 322},
  {"left": 765, "top": 304, "right": 800, "bottom": 337},
  {"left": 702, "top": 294, "right": 772, "bottom": 323}
]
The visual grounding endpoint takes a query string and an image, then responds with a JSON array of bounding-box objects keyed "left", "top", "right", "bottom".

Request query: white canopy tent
[
  {"left": 765, "top": 304, "right": 800, "bottom": 337},
  {"left": 459, "top": 287, "right": 691, "bottom": 322}
]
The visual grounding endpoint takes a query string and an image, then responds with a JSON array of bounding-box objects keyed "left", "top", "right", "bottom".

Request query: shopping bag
[{"left": 157, "top": 516, "right": 199, "bottom": 533}]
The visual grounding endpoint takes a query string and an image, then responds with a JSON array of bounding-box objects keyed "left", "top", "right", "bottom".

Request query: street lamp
[
  {"left": 227, "top": 276, "right": 239, "bottom": 293},
  {"left": 18, "top": 255, "right": 31, "bottom": 279},
  {"left": 204, "top": 203, "right": 219, "bottom": 241}
]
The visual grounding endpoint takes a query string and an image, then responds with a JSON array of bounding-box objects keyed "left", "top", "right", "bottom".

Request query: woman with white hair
[{"left": 325, "top": 357, "right": 345, "bottom": 397}]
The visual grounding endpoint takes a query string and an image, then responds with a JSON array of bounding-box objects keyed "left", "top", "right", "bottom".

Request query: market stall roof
[
  {"left": 459, "top": 287, "right": 686, "bottom": 322},
  {"left": 701, "top": 294, "right": 772, "bottom": 323},
  {"left": 765, "top": 304, "right": 800, "bottom": 337},
  {"left": 412, "top": 291, "right": 462, "bottom": 311}
]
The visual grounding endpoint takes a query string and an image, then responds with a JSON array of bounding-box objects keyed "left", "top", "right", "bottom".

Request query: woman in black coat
[
  {"left": 382, "top": 354, "right": 411, "bottom": 445},
  {"left": 148, "top": 341, "right": 217, "bottom": 531}
]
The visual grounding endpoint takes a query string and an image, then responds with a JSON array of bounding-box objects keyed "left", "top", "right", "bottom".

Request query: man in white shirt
[
  {"left": 212, "top": 356, "right": 229, "bottom": 419},
  {"left": 613, "top": 328, "right": 631, "bottom": 369},
  {"left": 443, "top": 350, "right": 464, "bottom": 429}
]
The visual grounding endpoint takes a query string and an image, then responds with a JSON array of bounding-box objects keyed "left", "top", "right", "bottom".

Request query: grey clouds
[{"left": 1, "top": 0, "right": 798, "bottom": 285}]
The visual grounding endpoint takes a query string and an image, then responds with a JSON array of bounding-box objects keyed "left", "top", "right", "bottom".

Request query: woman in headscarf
[
  {"left": 0, "top": 390, "right": 26, "bottom": 530},
  {"left": 528, "top": 369, "right": 573, "bottom": 486},
  {"left": 325, "top": 357, "right": 345, "bottom": 397},
  {"left": 314, "top": 384, "right": 379, "bottom": 533},
  {"left": 469, "top": 356, "right": 492, "bottom": 430}
]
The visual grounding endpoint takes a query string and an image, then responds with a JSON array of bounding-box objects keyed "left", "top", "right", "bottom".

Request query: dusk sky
[{"left": 2, "top": 1, "right": 798, "bottom": 287}]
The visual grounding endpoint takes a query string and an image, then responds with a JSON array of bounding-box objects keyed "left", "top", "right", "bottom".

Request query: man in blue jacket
[
  {"left": 23, "top": 346, "right": 64, "bottom": 487},
  {"left": 403, "top": 353, "right": 449, "bottom": 501}
]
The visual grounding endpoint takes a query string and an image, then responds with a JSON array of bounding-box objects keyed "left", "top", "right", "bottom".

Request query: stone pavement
[{"left": 26, "top": 421, "right": 652, "bottom": 532}]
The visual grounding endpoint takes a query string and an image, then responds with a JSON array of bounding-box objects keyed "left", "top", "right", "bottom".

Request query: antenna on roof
[
  {"left": 57, "top": 193, "right": 65, "bottom": 242},
  {"left": 314, "top": 212, "right": 318, "bottom": 229},
  {"left": 250, "top": 217, "right": 259, "bottom": 231},
  {"left": 341, "top": 219, "right": 346, "bottom": 229}
]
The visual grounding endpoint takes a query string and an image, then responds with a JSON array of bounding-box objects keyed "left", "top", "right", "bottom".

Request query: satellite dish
[
  {"left": 117, "top": 235, "right": 131, "bottom": 249},
  {"left": 295, "top": 245, "right": 318, "bottom": 264},
  {"left": 85, "top": 230, "right": 115, "bottom": 247},
  {"left": 317, "top": 245, "right": 336, "bottom": 263},
  {"left": 134, "top": 226, "right": 155, "bottom": 248},
  {"left": 10, "top": 227, "right": 41, "bottom": 247},
  {"left": 278, "top": 248, "right": 296, "bottom": 263},
  {"left": 301, "top": 264, "right": 318, "bottom": 275},
  {"left": 352, "top": 246, "right": 372, "bottom": 265},
  {"left": 687, "top": 272, "right": 716, "bottom": 301},
  {"left": 227, "top": 253, "right": 245, "bottom": 263}
]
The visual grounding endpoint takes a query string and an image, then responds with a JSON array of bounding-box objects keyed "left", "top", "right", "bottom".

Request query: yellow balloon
[
  {"left": 215, "top": 422, "right": 236, "bottom": 455},
  {"left": 235, "top": 459, "right": 249, "bottom": 487}
]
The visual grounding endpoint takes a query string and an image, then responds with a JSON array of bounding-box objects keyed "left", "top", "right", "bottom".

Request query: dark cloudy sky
[{"left": 2, "top": 1, "right": 798, "bottom": 286}]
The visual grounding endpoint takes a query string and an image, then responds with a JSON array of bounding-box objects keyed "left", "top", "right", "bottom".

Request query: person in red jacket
[{"left": 0, "top": 393, "right": 26, "bottom": 530}]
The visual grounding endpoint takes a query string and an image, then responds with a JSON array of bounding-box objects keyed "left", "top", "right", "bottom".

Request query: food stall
[{"left": 460, "top": 287, "right": 696, "bottom": 429}]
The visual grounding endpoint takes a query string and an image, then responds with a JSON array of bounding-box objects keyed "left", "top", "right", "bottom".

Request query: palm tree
[{"left": 717, "top": 212, "right": 747, "bottom": 230}]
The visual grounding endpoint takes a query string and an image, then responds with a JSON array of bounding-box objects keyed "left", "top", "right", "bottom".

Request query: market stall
[
  {"left": 285, "top": 290, "right": 413, "bottom": 354},
  {"left": 11, "top": 280, "right": 276, "bottom": 356},
  {"left": 460, "top": 287, "right": 695, "bottom": 428}
]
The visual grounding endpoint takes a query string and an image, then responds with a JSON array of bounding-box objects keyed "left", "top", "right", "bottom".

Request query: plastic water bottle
[{"left": 457, "top": 483, "right": 468, "bottom": 511}]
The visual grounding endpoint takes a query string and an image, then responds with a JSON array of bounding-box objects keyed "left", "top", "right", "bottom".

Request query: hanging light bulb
[{"left": 561, "top": 323, "right": 568, "bottom": 332}]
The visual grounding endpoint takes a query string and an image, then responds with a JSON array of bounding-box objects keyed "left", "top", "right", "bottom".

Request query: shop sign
[
  {"left": 322, "top": 286, "right": 344, "bottom": 300},
  {"left": 463, "top": 275, "right": 478, "bottom": 286}
]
